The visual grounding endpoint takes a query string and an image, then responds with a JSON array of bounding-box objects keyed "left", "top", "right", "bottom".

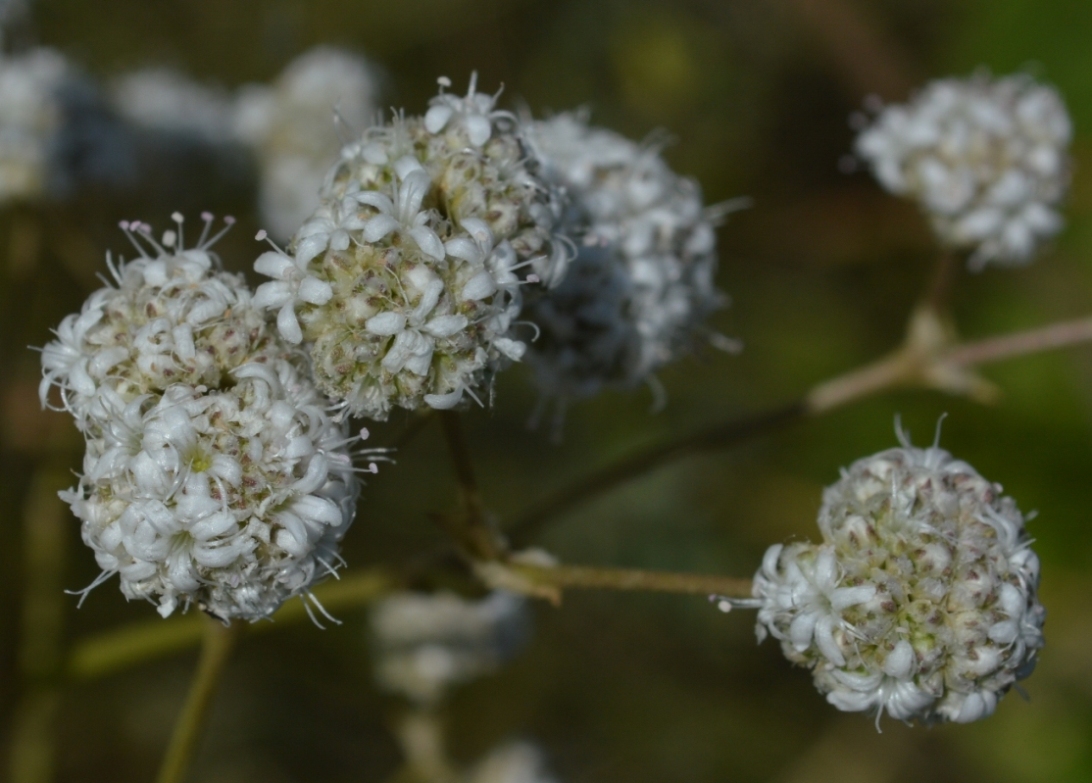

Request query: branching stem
[
  {"left": 509, "top": 307, "right": 1092, "bottom": 543},
  {"left": 437, "top": 410, "right": 503, "bottom": 560}
]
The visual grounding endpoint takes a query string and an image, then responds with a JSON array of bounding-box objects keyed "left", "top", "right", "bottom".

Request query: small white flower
[
  {"left": 742, "top": 427, "right": 1045, "bottom": 725},
  {"left": 424, "top": 72, "right": 511, "bottom": 147},
  {"left": 354, "top": 166, "right": 446, "bottom": 261},
  {"left": 253, "top": 247, "right": 335, "bottom": 344}
]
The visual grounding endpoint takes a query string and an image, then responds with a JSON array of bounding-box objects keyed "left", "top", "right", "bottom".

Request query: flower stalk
[
  {"left": 154, "top": 616, "right": 244, "bottom": 783},
  {"left": 438, "top": 411, "right": 504, "bottom": 561}
]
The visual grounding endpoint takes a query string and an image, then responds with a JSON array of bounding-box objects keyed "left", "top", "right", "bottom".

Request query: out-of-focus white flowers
[
  {"left": 522, "top": 112, "right": 728, "bottom": 403},
  {"left": 254, "top": 75, "right": 566, "bottom": 420},
  {"left": 856, "top": 72, "right": 1072, "bottom": 268},
  {"left": 466, "top": 743, "right": 557, "bottom": 783},
  {"left": 0, "top": 47, "right": 69, "bottom": 202},
  {"left": 740, "top": 430, "right": 1044, "bottom": 725},
  {"left": 369, "top": 590, "right": 529, "bottom": 703},
  {"left": 233, "top": 46, "right": 380, "bottom": 241},
  {"left": 110, "top": 68, "right": 236, "bottom": 147},
  {"left": 41, "top": 215, "right": 360, "bottom": 621}
]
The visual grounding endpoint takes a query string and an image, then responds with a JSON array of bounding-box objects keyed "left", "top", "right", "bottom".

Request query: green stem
[
  {"left": 67, "top": 568, "right": 394, "bottom": 682},
  {"left": 507, "top": 307, "right": 1092, "bottom": 544},
  {"left": 9, "top": 469, "right": 70, "bottom": 783},
  {"left": 437, "top": 411, "right": 502, "bottom": 560},
  {"left": 506, "top": 402, "right": 803, "bottom": 546},
  {"left": 154, "top": 616, "right": 243, "bottom": 783},
  {"left": 502, "top": 562, "right": 753, "bottom": 601}
]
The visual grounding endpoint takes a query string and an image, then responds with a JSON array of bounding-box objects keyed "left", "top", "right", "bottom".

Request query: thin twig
[
  {"left": 437, "top": 411, "right": 502, "bottom": 560},
  {"left": 508, "top": 310, "right": 1092, "bottom": 544},
  {"left": 154, "top": 617, "right": 243, "bottom": 783},
  {"left": 389, "top": 411, "right": 435, "bottom": 451},
  {"left": 506, "top": 562, "right": 753, "bottom": 600},
  {"left": 506, "top": 403, "right": 804, "bottom": 545},
  {"left": 945, "top": 315, "right": 1092, "bottom": 368},
  {"left": 783, "top": 0, "right": 920, "bottom": 100}
]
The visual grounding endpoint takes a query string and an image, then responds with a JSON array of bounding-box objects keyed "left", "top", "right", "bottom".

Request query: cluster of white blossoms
[
  {"left": 740, "top": 433, "right": 1044, "bottom": 724},
  {"left": 369, "top": 590, "right": 529, "bottom": 703},
  {"left": 233, "top": 46, "right": 380, "bottom": 241},
  {"left": 522, "top": 112, "right": 726, "bottom": 402},
  {"left": 254, "top": 74, "right": 567, "bottom": 420},
  {"left": 856, "top": 72, "right": 1072, "bottom": 268},
  {"left": 40, "top": 215, "right": 360, "bottom": 621},
  {"left": 109, "top": 67, "right": 237, "bottom": 147},
  {"left": 0, "top": 47, "right": 69, "bottom": 202}
]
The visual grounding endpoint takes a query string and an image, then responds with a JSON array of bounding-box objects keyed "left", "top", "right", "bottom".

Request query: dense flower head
[
  {"left": 856, "top": 72, "right": 1072, "bottom": 268},
  {"left": 39, "top": 214, "right": 270, "bottom": 431},
  {"left": 43, "top": 216, "right": 361, "bottom": 620},
  {"left": 233, "top": 46, "right": 380, "bottom": 241},
  {"left": 254, "top": 74, "right": 566, "bottom": 420},
  {"left": 748, "top": 432, "right": 1044, "bottom": 724},
  {"left": 369, "top": 590, "right": 529, "bottom": 703},
  {"left": 0, "top": 47, "right": 69, "bottom": 202},
  {"left": 521, "top": 112, "right": 727, "bottom": 402}
]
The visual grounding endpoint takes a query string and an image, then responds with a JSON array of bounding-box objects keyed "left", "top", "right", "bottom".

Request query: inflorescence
[
  {"left": 856, "top": 72, "right": 1072, "bottom": 269},
  {"left": 732, "top": 429, "right": 1044, "bottom": 725},
  {"left": 40, "top": 214, "right": 361, "bottom": 621}
]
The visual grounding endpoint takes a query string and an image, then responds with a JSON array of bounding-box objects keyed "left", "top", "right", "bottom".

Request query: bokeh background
[{"left": 4, "top": 0, "right": 1092, "bottom": 781}]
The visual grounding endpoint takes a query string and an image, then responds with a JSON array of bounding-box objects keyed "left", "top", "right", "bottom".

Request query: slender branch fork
[{"left": 507, "top": 309, "right": 1092, "bottom": 543}]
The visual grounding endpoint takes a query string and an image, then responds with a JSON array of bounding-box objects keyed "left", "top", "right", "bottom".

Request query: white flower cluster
[
  {"left": 747, "top": 435, "right": 1044, "bottom": 724},
  {"left": 254, "top": 75, "right": 566, "bottom": 420},
  {"left": 466, "top": 743, "right": 557, "bottom": 783},
  {"left": 856, "top": 73, "right": 1072, "bottom": 268},
  {"left": 369, "top": 590, "right": 528, "bottom": 703},
  {"left": 522, "top": 112, "right": 725, "bottom": 401},
  {"left": 110, "top": 67, "right": 236, "bottom": 147},
  {"left": 233, "top": 46, "right": 380, "bottom": 241},
  {"left": 40, "top": 215, "right": 359, "bottom": 620},
  {"left": 0, "top": 47, "right": 69, "bottom": 202}
]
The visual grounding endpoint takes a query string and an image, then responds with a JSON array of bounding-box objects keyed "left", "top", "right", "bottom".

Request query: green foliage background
[{"left": 3, "top": 0, "right": 1092, "bottom": 781}]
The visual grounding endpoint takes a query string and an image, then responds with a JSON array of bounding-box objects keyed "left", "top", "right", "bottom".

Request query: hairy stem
[{"left": 154, "top": 616, "right": 243, "bottom": 783}]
